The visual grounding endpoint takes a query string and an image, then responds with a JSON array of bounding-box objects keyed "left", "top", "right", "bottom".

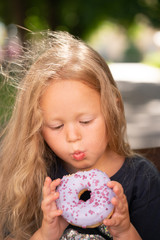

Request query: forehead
[{"left": 40, "top": 79, "right": 102, "bottom": 118}]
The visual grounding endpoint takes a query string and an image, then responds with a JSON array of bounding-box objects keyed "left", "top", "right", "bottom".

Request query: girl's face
[{"left": 41, "top": 80, "right": 109, "bottom": 173}]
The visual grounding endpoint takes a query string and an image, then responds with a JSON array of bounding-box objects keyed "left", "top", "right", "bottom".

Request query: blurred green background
[
  {"left": 0, "top": 0, "right": 160, "bottom": 129},
  {"left": 0, "top": 0, "right": 160, "bottom": 64}
]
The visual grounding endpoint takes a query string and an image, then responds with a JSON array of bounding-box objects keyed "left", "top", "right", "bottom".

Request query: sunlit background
[{"left": 0, "top": 0, "right": 160, "bottom": 151}]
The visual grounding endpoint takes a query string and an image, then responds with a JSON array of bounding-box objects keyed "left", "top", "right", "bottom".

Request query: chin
[{"left": 77, "top": 163, "right": 95, "bottom": 171}]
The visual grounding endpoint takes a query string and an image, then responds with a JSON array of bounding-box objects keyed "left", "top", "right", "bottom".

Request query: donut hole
[{"left": 78, "top": 189, "right": 91, "bottom": 202}]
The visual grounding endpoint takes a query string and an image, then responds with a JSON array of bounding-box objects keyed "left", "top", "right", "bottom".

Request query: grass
[{"left": 0, "top": 78, "right": 16, "bottom": 129}]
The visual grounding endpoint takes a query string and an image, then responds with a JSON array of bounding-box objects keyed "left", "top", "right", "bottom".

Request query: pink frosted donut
[{"left": 56, "top": 169, "right": 114, "bottom": 228}]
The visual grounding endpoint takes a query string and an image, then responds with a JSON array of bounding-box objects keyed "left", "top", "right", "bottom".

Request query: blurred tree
[{"left": 0, "top": 0, "right": 160, "bottom": 39}]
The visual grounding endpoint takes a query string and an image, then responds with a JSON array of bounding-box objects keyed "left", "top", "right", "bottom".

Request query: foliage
[
  {"left": 143, "top": 51, "right": 160, "bottom": 68},
  {"left": 0, "top": 77, "right": 16, "bottom": 128},
  {"left": 0, "top": 0, "right": 160, "bottom": 39}
]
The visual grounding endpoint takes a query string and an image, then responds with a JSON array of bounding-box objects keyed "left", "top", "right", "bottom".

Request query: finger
[
  {"left": 111, "top": 196, "right": 123, "bottom": 211},
  {"left": 41, "top": 192, "right": 59, "bottom": 212},
  {"left": 43, "top": 209, "right": 63, "bottom": 224},
  {"left": 107, "top": 181, "right": 124, "bottom": 198},
  {"left": 44, "top": 192, "right": 60, "bottom": 206},
  {"left": 108, "top": 182, "right": 127, "bottom": 212},
  {"left": 50, "top": 178, "right": 61, "bottom": 193},
  {"left": 43, "top": 178, "right": 61, "bottom": 199},
  {"left": 49, "top": 209, "right": 63, "bottom": 219},
  {"left": 111, "top": 194, "right": 128, "bottom": 216},
  {"left": 103, "top": 216, "right": 116, "bottom": 227},
  {"left": 43, "top": 177, "right": 52, "bottom": 199}
]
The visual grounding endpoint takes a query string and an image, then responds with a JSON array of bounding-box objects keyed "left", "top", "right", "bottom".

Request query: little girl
[{"left": 0, "top": 30, "right": 159, "bottom": 240}]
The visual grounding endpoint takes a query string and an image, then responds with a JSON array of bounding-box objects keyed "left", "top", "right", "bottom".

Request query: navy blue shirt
[{"left": 49, "top": 155, "right": 160, "bottom": 240}]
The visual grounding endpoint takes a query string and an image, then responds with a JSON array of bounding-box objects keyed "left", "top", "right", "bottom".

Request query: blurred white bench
[
  {"left": 110, "top": 63, "right": 160, "bottom": 149},
  {"left": 110, "top": 63, "right": 160, "bottom": 170}
]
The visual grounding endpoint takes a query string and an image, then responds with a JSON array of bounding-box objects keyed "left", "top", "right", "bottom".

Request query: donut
[{"left": 56, "top": 169, "right": 114, "bottom": 228}]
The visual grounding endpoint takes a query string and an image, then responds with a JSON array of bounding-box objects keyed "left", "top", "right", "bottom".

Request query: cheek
[
  {"left": 42, "top": 128, "right": 67, "bottom": 156},
  {"left": 87, "top": 123, "right": 108, "bottom": 148},
  {"left": 41, "top": 127, "right": 51, "bottom": 143},
  {"left": 93, "top": 133, "right": 108, "bottom": 150},
  {"left": 42, "top": 128, "right": 57, "bottom": 149},
  {"left": 44, "top": 135, "right": 62, "bottom": 155}
]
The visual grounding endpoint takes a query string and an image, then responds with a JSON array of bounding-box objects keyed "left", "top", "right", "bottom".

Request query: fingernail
[
  {"left": 45, "top": 177, "right": 50, "bottom": 182},
  {"left": 58, "top": 209, "right": 63, "bottom": 215},
  {"left": 107, "top": 181, "right": 112, "bottom": 187},
  {"left": 53, "top": 192, "right": 59, "bottom": 197}
]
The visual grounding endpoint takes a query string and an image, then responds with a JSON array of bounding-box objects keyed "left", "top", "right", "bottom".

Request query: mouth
[{"left": 72, "top": 151, "right": 86, "bottom": 160}]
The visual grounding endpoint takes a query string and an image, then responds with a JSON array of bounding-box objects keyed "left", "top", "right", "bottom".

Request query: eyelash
[
  {"left": 50, "top": 120, "right": 92, "bottom": 130},
  {"left": 52, "top": 124, "right": 64, "bottom": 130},
  {"left": 80, "top": 120, "right": 91, "bottom": 125}
]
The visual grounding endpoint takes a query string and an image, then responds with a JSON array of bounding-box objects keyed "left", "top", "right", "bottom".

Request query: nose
[{"left": 66, "top": 124, "right": 81, "bottom": 142}]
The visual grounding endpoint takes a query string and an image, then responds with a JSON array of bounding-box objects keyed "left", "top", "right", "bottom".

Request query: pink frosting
[{"left": 56, "top": 169, "right": 114, "bottom": 228}]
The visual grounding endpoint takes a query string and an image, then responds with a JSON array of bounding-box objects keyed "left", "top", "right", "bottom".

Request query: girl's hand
[
  {"left": 40, "top": 177, "right": 68, "bottom": 240},
  {"left": 103, "top": 181, "right": 141, "bottom": 240}
]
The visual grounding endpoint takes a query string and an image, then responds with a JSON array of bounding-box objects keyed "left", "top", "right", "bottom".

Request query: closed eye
[
  {"left": 79, "top": 120, "right": 91, "bottom": 125},
  {"left": 50, "top": 124, "right": 64, "bottom": 130}
]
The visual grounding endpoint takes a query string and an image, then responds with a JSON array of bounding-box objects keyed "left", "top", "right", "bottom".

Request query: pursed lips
[{"left": 72, "top": 151, "right": 86, "bottom": 160}]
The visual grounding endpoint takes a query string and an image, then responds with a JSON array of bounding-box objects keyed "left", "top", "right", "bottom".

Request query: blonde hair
[{"left": 0, "top": 30, "right": 132, "bottom": 239}]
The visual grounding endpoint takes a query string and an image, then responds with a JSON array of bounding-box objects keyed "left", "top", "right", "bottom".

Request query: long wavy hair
[{"left": 0, "top": 30, "right": 133, "bottom": 239}]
